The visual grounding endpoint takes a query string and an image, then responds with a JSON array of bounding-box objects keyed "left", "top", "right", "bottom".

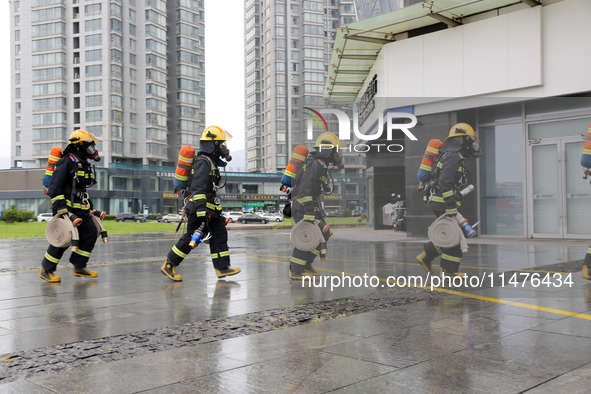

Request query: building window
[
  {"left": 86, "top": 110, "right": 102, "bottom": 122},
  {"left": 479, "top": 124, "right": 524, "bottom": 236},
  {"left": 85, "top": 34, "right": 102, "bottom": 47},
  {"left": 86, "top": 95, "right": 102, "bottom": 107},
  {"left": 86, "top": 80, "right": 102, "bottom": 92},
  {"left": 85, "top": 49, "right": 102, "bottom": 62},
  {"left": 111, "top": 18, "right": 122, "bottom": 32},
  {"left": 86, "top": 65, "right": 102, "bottom": 77},
  {"left": 85, "top": 4, "right": 102, "bottom": 16},
  {"left": 85, "top": 19, "right": 102, "bottom": 32}
]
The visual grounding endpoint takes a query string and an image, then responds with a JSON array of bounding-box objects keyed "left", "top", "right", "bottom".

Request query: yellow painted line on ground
[
  {"left": 246, "top": 255, "right": 591, "bottom": 321},
  {"left": 247, "top": 253, "right": 568, "bottom": 275}
]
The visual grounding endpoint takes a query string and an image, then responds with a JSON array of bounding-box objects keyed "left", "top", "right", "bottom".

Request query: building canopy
[{"left": 325, "top": 0, "right": 537, "bottom": 104}]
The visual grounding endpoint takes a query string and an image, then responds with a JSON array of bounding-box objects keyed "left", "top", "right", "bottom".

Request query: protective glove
[{"left": 52, "top": 201, "right": 68, "bottom": 216}]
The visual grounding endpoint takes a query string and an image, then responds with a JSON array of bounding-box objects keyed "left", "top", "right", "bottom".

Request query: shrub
[
  {"left": 1, "top": 208, "right": 19, "bottom": 223},
  {"left": 18, "top": 210, "right": 34, "bottom": 222},
  {"left": 358, "top": 214, "right": 367, "bottom": 223},
  {"left": 0, "top": 205, "right": 34, "bottom": 222},
  {"left": 103, "top": 215, "right": 116, "bottom": 221},
  {"left": 342, "top": 209, "right": 352, "bottom": 217},
  {"left": 147, "top": 214, "right": 160, "bottom": 220}
]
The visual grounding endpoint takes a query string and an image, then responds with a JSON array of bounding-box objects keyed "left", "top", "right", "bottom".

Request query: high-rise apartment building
[
  {"left": 10, "top": 0, "right": 205, "bottom": 169},
  {"left": 244, "top": 0, "right": 360, "bottom": 173}
]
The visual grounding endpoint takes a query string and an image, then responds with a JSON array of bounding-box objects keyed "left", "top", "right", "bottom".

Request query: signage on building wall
[
  {"left": 220, "top": 194, "right": 242, "bottom": 200},
  {"left": 358, "top": 74, "right": 377, "bottom": 126},
  {"left": 157, "top": 171, "right": 175, "bottom": 178},
  {"left": 163, "top": 193, "right": 177, "bottom": 199},
  {"left": 323, "top": 195, "right": 342, "bottom": 200},
  {"left": 243, "top": 194, "right": 279, "bottom": 200}
]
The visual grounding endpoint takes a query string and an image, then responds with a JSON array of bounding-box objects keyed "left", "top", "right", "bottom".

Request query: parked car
[
  {"left": 115, "top": 213, "right": 146, "bottom": 223},
  {"left": 224, "top": 212, "right": 245, "bottom": 223},
  {"left": 37, "top": 213, "right": 53, "bottom": 222},
  {"left": 325, "top": 210, "right": 341, "bottom": 218},
  {"left": 237, "top": 213, "right": 268, "bottom": 224},
  {"left": 161, "top": 213, "right": 183, "bottom": 223},
  {"left": 260, "top": 212, "right": 284, "bottom": 222}
]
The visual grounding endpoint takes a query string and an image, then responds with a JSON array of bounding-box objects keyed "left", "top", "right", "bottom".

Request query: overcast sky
[{"left": 0, "top": 0, "right": 245, "bottom": 169}]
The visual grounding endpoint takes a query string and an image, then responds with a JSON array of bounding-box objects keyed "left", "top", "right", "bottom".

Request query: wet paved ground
[{"left": 0, "top": 228, "right": 590, "bottom": 392}]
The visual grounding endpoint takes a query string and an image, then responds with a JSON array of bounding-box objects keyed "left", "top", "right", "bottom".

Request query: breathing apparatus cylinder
[
  {"left": 280, "top": 145, "right": 309, "bottom": 192},
  {"left": 581, "top": 122, "right": 591, "bottom": 169},
  {"left": 43, "top": 147, "right": 64, "bottom": 191},
  {"left": 417, "top": 139, "right": 443, "bottom": 183},
  {"left": 174, "top": 145, "right": 196, "bottom": 191}
]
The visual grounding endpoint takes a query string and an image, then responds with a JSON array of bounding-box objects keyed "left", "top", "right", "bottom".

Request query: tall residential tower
[
  {"left": 244, "top": 0, "right": 360, "bottom": 173},
  {"left": 10, "top": 0, "right": 205, "bottom": 169}
]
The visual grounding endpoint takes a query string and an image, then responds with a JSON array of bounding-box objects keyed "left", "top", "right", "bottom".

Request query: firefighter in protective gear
[
  {"left": 40, "top": 129, "right": 101, "bottom": 282},
  {"left": 161, "top": 125, "right": 240, "bottom": 281},
  {"left": 416, "top": 123, "right": 481, "bottom": 277},
  {"left": 289, "top": 132, "right": 344, "bottom": 279}
]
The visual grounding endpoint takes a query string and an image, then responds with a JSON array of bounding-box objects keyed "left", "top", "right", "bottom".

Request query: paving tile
[
  {"left": 332, "top": 350, "right": 561, "bottom": 394},
  {"left": 180, "top": 350, "right": 395, "bottom": 393},
  {"left": 319, "top": 325, "right": 473, "bottom": 368},
  {"left": 526, "top": 362, "right": 591, "bottom": 394},
  {"left": 27, "top": 344, "right": 247, "bottom": 394},
  {"left": 0, "top": 379, "right": 55, "bottom": 393}
]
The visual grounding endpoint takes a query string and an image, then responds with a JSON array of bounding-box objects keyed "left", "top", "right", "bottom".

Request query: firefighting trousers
[
  {"left": 167, "top": 211, "right": 230, "bottom": 270},
  {"left": 289, "top": 201, "right": 325, "bottom": 272},
  {"left": 41, "top": 213, "right": 98, "bottom": 271},
  {"left": 423, "top": 209, "right": 462, "bottom": 273}
]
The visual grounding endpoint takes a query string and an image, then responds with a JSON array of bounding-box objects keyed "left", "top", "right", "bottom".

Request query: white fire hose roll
[
  {"left": 290, "top": 220, "right": 323, "bottom": 251},
  {"left": 428, "top": 214, "right": 467, "bottom": 250},
  {"left": 45, "top": 214, "right": 79, "bottom": 249}
]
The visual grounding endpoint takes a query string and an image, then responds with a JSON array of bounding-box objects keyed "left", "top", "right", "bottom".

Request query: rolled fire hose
[
  {"left": 427, "top": 214, "right": 468, "bottom": 251},
  {"left": 290, "top": 220, "right": 323, "bottom": 252},
  {"left": 46, "top": 214, "right": 80, "bottom": 250},
  {"left": 91, "top": 215, "right": 109, "bottom": 243}
]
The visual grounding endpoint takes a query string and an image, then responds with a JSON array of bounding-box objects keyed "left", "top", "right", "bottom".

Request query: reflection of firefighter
[
  {"left": 40, "top": 130, "right": 102, "bottom": 282},
  {"left": 161, "top": 126, "right": 240, "bottom": 282},
  {"left": 289, "top": 132, "right": 344, "bottom": 279},
  {"left": 416, "top": 124, "right": 481, "bottom": 277}
]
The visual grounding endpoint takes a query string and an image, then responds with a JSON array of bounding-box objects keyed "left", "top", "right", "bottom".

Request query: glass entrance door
[
  {"left": 529, "top": 142, "right": 560, "bottom": 237},
  {"left": 527, "top": 136, "right": 588, "bottom": 238}
]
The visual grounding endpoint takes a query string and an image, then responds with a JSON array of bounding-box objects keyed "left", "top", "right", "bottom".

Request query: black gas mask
[
  {"left": 461, "top": 137, "right": 481, "bottom": 159},
  {"left": 216, "top": 141, "right": 232, "bottom": 162},
  {"left": 329, "top": 149, "right": 344, "bottom": 169},
  {"left": 82, "top": 142, "right": 100, "bottom": 162}
]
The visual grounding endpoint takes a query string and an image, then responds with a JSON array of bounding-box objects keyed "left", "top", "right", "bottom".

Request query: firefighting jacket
[
  {"left": 187, "top": 154, "right": 222, "bottom": 219},
  {"left": 428, "top": 151, "right": 467, "bottom": 215},
  {"left": 293, "top": 154, "right": 329, "bottom": 221},
  {"left": 49, "top": 154, "right": 96, "bottom": 215}
]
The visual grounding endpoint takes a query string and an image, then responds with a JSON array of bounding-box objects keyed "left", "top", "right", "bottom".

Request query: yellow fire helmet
[
  {"left": 200, "top": 125, "right": 233, "bottom": 142},
  {"left": 69, "top": 129, "right": 99, "bottom": 145},
  {"left": 313, "top": 132, "right": 342, "bottom": 149},
  {"left": 447, "top": 123, "right": 478, "bottom": 143}
]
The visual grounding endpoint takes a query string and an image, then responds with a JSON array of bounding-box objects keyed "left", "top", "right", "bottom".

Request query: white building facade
[{"left": 326, "top": 0, "right": 591, "bottom": 239}]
